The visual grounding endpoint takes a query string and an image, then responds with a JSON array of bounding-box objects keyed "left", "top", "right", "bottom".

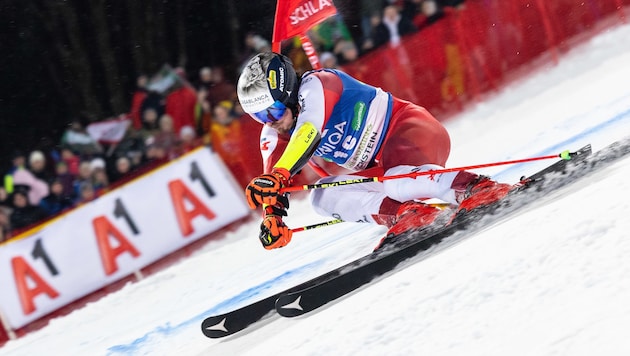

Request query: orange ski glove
[
  {"left": 245, "top": 168, "right": 290, "bottom": 209},
  {"left": 259, "top": 215, "right": 292, "bottom": 250},
  {"left": 259, "top": 197, "right": 292, "bottom": 250}
]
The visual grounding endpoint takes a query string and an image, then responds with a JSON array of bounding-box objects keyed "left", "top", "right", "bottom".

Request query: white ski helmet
[{"left": 237, "top": 52, "right": 299, "bottom": 123}]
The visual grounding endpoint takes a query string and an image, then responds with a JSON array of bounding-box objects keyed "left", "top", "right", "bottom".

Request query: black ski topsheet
[
  {"left": 201, "top": 294, "right": 278, "bottom": 338},
  {"left": 201, "top": 138, "right": 630, "bottom": 336},
  {"left": 275, "top": 140, "right": 630, "bottom": 317}
]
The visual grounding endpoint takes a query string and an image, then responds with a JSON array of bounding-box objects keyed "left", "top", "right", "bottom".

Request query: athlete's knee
[{"left": 382, "top": 166, "right": 416, "bottom": 202}]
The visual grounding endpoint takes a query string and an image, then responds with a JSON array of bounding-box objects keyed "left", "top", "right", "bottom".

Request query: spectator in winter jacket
[
  {"left": 9, "top": 186, "right": 48, "bottom": 231},
  {"left": 28, "top": 150, "right": 54, "bottom": 183},
  {"left": 11, "top": 165, "right": 49, "bottom": 206},
  {"left": 165, "top": 82, "right": 198, "bottom": 136},
  {"left": 60, "top": 146, "right": 80, "bottom": 176},
  {"left": 210, "top": 100, "right": 242, "bottom": 165},
  {"left": 76, "top": 181, "right": 96, "bottom": 205},
  {"left": 39, "top": 179, "right": 74, "bottom": 216},
  {"left": 72, "top": 160, "right": 93, "bottom": 199},
  {"left": 129, "top": 74, "right": 149, "bottom": 130},
  {"left": 209, "top": 100, "right": 250, "bottom": 188},
  {"left": 138, "top": 107, "right": 161, "bottom": 143},
  {"left": 151, "top": 114, "right": 180, "bottom": 158},
  {"left": 372, "top": 5, "right": 418, "bottom": 48},
  {"left": 90, "top": 158, "right": 110, "bottom": 194},
  {"left": 3, "top": 150, "right": 26, "bottom": 194},
  {"left": 178, "top": 125, "right": 199, "bottom": 155},
  {"left": 111, "top": 156, "right": 132, "bottom": 183},
  {"left": 54, "top": 161, "right": 76, "bottom": 200}
]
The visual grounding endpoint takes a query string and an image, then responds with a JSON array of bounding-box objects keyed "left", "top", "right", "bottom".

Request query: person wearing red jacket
[
  {"left": 129, "top": 75, "right": 148, "bottom": 130},
  {"left": 237, "top": 52, "right": 511, "bottom": 250},
  {"left": 165, "top": 83, "right": 198, "bottom": 135}
]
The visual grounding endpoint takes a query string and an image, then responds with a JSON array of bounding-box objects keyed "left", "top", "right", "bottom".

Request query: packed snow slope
[{"left": 3, "top": 23, "right": 630, "bottom": 356}]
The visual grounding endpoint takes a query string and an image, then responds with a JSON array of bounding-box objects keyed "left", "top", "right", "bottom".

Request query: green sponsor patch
[{"left": 352, "top": 102, "right": 366, "bottom": 130}]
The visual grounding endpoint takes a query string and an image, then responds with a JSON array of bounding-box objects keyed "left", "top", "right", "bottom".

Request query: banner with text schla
[{"left": 0, "top": 147, "right": 249, "bottom": 329}]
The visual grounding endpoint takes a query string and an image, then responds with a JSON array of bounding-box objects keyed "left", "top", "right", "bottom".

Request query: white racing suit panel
[
  {"left": 383, "top": 164, "right": 459, "bottom": 205},
  {"left": 309, "top": 164, "right": 460, "bottom": 223},
  {"left": 309, "top": 175, "right": 386, "bottom": 224}
]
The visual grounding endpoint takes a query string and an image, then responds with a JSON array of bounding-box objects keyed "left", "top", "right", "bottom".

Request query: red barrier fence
[{"left": 341, "top": 0, "right": 628, "bottom": 120}]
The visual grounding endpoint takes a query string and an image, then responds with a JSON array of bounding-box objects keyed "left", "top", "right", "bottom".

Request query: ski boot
[
  {"left": 455, "top": 176, "right": 513, "bottom": 216},
  {"left": 374, "top": 201, "right": 444, "bottom": 251}
]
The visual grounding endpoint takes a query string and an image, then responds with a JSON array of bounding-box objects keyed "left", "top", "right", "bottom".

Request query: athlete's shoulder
[
  {"left": 301, "top": 69, "right": 343, "bottom": 94},
  {"left": 302, "top": 68, "right": 342, "bottom": 81}
]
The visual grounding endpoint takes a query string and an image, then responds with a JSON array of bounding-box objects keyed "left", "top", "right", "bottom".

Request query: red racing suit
[{"left": 261, "top": 69, "right": 451, "bottom": 179}]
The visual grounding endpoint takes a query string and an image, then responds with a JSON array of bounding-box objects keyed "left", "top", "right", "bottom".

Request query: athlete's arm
[
  {"left": 272, "top": 73, "right": 340, "bottom": 177},
  {"left": 273, "top": 121, "right": 321, "bottom": 176}
]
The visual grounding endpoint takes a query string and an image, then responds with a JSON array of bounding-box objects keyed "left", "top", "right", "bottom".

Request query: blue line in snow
[{"left": 106, "top": 259, "right": 323, "bottom": 355}]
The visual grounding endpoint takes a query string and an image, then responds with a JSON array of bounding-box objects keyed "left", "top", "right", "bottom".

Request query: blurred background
[
  {"left": 0, "top": 0, "right": 624, "bottom": 240},
  {"left": 0, "top": 0, "right": 358, "bottom": 161}
]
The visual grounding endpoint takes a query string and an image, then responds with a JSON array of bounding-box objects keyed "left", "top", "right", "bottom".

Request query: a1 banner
[{"left": 0, "top": 147, "right": 249, "bottom": 329}]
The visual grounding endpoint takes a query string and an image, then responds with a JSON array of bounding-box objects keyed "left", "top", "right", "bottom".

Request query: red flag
[{"left": 272, "top": 0, "right": 338, "bottom": 50}]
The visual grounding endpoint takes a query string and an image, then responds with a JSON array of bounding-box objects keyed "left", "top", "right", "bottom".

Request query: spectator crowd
[
  {"left": 305, "top": 0, "right": 465, "bottom": 69},
  {"left": 0, "top": 46, "right": 262, "bottom": 243},
  {"left": 1, "top": 0, "right": 465, "bottom": 243}
]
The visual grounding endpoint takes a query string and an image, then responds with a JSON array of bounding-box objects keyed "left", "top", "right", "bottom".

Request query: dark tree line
[{"left": 0, "top": 0, "right": 282, "bottom": 169}]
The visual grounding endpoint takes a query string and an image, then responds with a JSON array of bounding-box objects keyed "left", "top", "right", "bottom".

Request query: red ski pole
[{"left": 281, "top": 150, "right": 574, "bottom": 193}]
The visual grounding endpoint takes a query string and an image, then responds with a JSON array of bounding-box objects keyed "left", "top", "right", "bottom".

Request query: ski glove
[
  {"left": 245, "top": 168, "right": 290, "bottom": 209},
  {"left": 259, "top": 197, "right": 292, "bottom": 249}
]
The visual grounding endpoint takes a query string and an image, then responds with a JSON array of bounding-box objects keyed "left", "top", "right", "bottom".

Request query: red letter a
[
  {"left": 11, "top": 257, "right": 60, "bottom": 315},
  {"left": 93, "top": 216, "right": 140, "bottom": 276},
  {"left": 168, "top": 180, "right": 216, "bottom": 236}
]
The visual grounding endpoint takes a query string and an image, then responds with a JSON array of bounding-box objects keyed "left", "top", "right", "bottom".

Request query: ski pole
[
  {"left": 292, "top": 218, "right": 344, "bottom": 233},
  {"left": 281, "top": 150, "right": 575, "bottom": 193}
]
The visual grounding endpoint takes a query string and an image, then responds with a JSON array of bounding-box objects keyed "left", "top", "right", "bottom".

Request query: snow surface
[{"left": 3, "top": 23, "right": 630, "bottom": 356}]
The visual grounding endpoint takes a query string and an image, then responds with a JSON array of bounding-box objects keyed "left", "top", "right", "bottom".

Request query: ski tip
[{"left": 201, "top": 317, "right": 230, "bottom": 338}]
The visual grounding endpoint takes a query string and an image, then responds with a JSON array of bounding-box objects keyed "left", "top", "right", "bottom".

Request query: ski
[
  {"left": 275, "top": 139, "right": 630, "bottom": 317},
  {"left": 201, "top": 294, "right": 278, "bottom": 338},
  {"left": 201, "top": 138, "right": 630, "bottom": 337},
  {"left": 200, "top": 268, "right": 345, "bottom": 338}
]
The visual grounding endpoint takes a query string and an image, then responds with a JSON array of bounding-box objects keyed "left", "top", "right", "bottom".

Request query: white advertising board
[{"left": 0, "top": 148, "right": 249, "bottom": 329}]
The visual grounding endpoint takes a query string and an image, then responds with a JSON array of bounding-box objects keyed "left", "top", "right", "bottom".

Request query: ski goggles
[{"left": 251, "top": 100, "right": 287, "bottom": 124}]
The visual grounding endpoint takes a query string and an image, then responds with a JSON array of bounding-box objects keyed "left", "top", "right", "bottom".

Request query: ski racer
[{"left": 237, "top": 52, "right": 511, "bottom": 250}]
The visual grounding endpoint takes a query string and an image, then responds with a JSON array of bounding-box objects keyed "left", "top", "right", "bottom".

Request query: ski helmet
[{"left": 237, "top": 52, "right": 299, "bottom": 123}]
